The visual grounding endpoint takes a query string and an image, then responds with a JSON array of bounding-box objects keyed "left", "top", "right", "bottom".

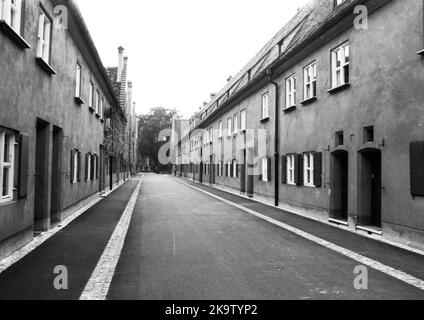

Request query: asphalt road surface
[{"left": 107, "top": 174, "right": 424, "bottom": 300}]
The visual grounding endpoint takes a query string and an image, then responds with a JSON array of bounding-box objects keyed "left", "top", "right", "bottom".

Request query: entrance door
[
  {"left": 359, "top": 149, "right": 382, "bottom": 228},
  {"left": 330, "top": 151, "right": 348, "bottom": 221},
  {"left": 50, "top": 126, "right": 62, "bottom": 224},
  {"left": 34, "top": 119, "right": 51, "bottom": 231},
  {"left": 246, "top": 148, "right": 254, "bottom": 197},
  {"left": 240, "top": 149, "right": 246, "bottom": 193}
]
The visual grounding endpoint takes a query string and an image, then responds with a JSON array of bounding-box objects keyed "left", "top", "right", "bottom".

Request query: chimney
[
  {"left": 118, "top": 46, "right": 125, "bottom": 80},
  {"left": 210, "top": 93, "right": 216, "bottom": 99}
]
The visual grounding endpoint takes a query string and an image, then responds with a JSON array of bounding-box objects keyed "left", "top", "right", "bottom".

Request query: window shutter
[
  {"left": 18, "top": 134, "right": 29, "bottom": 198},
  {"left": 267, "top": 157, "right": 272, "bottom": 182},
  {"left": 95, "top": 155, "right": 99, "bottom": 179},
  {"left": 294, "top": 154, "right": 303, "bottom": 186},
  {"left": 70, "top": 149, "right": 75, "bottom": 183},
  {"left": 77, "top": 151, "right": 81, "bottom": 182},
  {"left": 410, "top": 141, "right": 424, "bottom": 196},
  {"left": 236, "top": 163, "right": 239, "bottom": 178},
  {"left": 225, "top": 162, "right": 228, "bottom": 177},
  {"left": 85, "top": 153, "right": 89, "bottom": 181},
  {"left": 230, "top": 161, "right": 234, "bottom": 177},
  {"left": 281, "top": 155, "right": 287, "bottom": 184},
  {"left": 259, "top": 158, "right": 263, "bottom": 181},
  {"left": 90, "top": 154, "right": 95, "bottom": 180},
  {"left": 314, "top": 152, "right": 323, "bottom": 188}
]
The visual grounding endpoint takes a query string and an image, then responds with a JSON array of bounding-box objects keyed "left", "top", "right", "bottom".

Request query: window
[
  {"left": 304, "top": 153, "right": 314, "bottom": 187},
  {"left": 287, "top": 154, "right": 295, "bottom": 185},
  {"left": 218, "top": 161, "right": 222, "bottom": 177},
  {"left": 0, "top": 131, "right": 15, "bottom": 203},
  {"left": 261, "top": 157, "right": 269, "bottom": 182},
  {"left": 286, "top": 74, "right": 296, "bottom": 108},
  {"left": 0, "top": 0, "right": 22, "bottom": 33},
  {"left": 37, "top": 11, "right": 52, "bottom": 63},
  {"left": 227, "top": 117, "right": 232, "bottom": 137},
  {"left": 227, "top": 160, "right": 232, "bottom": 177},
  {"left": 86, "top": 153, "right": 91, "bottom": 182},
  {"left": 209, "top": 128, "right": 213, "bottom": 143},
  {"left": 364, "top": 126, "right": 374, "bottom": 143},
  {"left": 75, "top": 64, "right": 82, "bottom": 98},
  {"left": 233, "top": 114, "right": 239, "bottom": 134},
  {"left": 336, "top": 131, "right": 344, "bottom": 146},
  {"left": 240, "top": 109, "right": 246, "bottom": 132},
  {"left": 89, "top": 82, "right": 94, "bottom": 108},
  {"left": 232, "top": 160, "right": 238, "bottom": 178},
  {"left": 304, "top": 62, "right": 317, "bottom": 100},
  {"left": 95, "top": 91, "right": 100, "bottom": 114},
  {"left": 261, "top": 93, "right": 269, "bottom": 120},
  {"left": 218, "top": 121, "right": 223, "bottom": 138},
  {"left": 91, "top": 154, "right": 97, "bottom": 181},
  {"left": 100, "top": 98, "right": 104, "bottom": 119},
  {"left": 331, "top": 42, "right": 350, "bottom": 88}
]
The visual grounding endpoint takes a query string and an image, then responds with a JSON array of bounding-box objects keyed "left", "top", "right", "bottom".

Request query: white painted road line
[
  {"left": 79, "top": 176, "right": 143, "bottom": 300},
  {"left": 0, "top": 181, "right": 127, "bottom": 275},
  {"left": 179, "top": 180, "right": 424, "bottom": 291}
]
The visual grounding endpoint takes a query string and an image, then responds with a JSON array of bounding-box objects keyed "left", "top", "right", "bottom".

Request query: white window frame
[
  {"left": 100, "top": 98, "right": 104, "bottom": 119},
  {"left": 233, "top": 114, "right": 239, "bottom": 134},
  {"left": 240, "top": 109, "right": 246, "bottom": 132},
  {"left": 304, "top": 153, "right": 315, "bottom": 187},
  {"left": 304, "top": 62, "right": 317, "bottom": 100},
  {"left": 262, "top": 157, "right": 268, "bottom": 182},
  {"left": 209, "top": 128, "right": 213, "bottom": 143},
  {"left": 261, "top": 92, "right": 269, "bottom": 120},
  {"left": 93, "top": 154, "right": 97, "bottom": 181},
  {"left": 37, "top": 11, "right": 51, "bottom": 63},
  {"left": 331, "top": 42, "right": 350, "bottom": 88},
  {"left": 227, "top": 117, "right": 232, "bottom": 137},
  {"left": 89, "top": 81, "right": 94, "bottom": 108},
  {"left": 286, "top": 74, "right": 296, "bottom": 108},
  {"left": 0, "top": 131, "right": 15, "bottom": 203},
  {"left": 232, "top": 160, "right": 237, "bottom": 178},
  {"left": 218, "top": 121, "right": 223, "bottom": 138},
  {"left": 86, "top": 153, "right": 91, "bottom": 182},
  {"left": 71, "top": 149, "right": 79, "bottom": 184},
  {"left": 0, "top": 0, "right": 22, "bottom": 34},
  {"left": 75, "top": 63, "right": 82, "bottom": 98},
  {"left": 287, "top": 154, "right": 295, "bottom": 185},
  {"left": 227, "top": 160, "right": 231, "bottom": 177},
  {"left": 95, "top": 90, "right": 100, "bottom": 114}
]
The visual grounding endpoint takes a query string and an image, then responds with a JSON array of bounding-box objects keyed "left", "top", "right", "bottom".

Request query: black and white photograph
[{"left": 0, "top": 0, "right": 424, "bottom": 308}]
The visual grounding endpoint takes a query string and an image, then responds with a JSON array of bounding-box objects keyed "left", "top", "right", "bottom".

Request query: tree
[{"left": 138, "top": 107, "right": 178, "bottom": 173}]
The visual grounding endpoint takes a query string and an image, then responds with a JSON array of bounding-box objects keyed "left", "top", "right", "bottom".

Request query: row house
[
  {"left": 105, "top": 47, "right": 133, "bottom": 187},
  {"left": 178, "top": 0, "right": 424, "bottom": 248},
  {"left": 0, "top": 0, "right": 125, "bottom": 259}
]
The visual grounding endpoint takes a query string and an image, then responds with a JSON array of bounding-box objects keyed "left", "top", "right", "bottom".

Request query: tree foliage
[{"left": 138, "top": 107, "right": 178, "bottom": 172}]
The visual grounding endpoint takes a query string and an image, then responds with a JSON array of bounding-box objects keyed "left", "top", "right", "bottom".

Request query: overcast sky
[{"left": 75, "top": 0, "right": 310, "bottom": 118}]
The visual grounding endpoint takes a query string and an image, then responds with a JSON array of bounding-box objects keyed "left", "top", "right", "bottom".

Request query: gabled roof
[{"left": 197, "top": 0, "right": 357, "bottom": 122}]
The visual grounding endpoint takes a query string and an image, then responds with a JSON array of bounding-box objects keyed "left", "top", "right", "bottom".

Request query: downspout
[{"left": 268, "top": 69, "right": 280, "bottom": 207}]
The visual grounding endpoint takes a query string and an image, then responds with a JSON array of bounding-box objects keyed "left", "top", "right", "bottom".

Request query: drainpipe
[{"left": 268, "top": 69, "right": 280, "bottom": 207}]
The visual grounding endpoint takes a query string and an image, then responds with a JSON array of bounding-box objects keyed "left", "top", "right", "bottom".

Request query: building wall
[
  {"left": 183, "top": 0, "right": 424, "bottom": 247},
  {"left": 0, "top": 0, "right": 113, "bottom": 258}
]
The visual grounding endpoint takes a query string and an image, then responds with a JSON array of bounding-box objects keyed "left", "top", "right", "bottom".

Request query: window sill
[
  {"left": 89, "top": 106, "right": 95, "bottom": 113},
  {"left": 96, "top": 113, "right": 101, "bottom": 119},
  {"left": 0, "top": 20, "right": 31, "bottom": 49},
  {"left": 260, "top": 117, "right": 270, "bottom": 123},
  {"left": 283, "top": 105, "right": 296, "bottom": 113},
  {"left": 417, "top": 49, "right": 424, "bottom": 56},
  {"left": 75, "top": 96, "right": 85, "bottom": 105},
  {"left": 300, "top": 97, "right": 317, "bottom": 106},
  {"left": 327, "top": 83, "right": 350, "bottom": 94},
  {"left": 35, "top": 57, "right": 57, "bottom": 75}
]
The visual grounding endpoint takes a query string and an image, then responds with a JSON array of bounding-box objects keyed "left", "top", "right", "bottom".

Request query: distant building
[{"left": 176, "top": 0, "right": 424, "bottom": 248}]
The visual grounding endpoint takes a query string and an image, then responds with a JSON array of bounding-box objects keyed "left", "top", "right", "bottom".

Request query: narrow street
[{"left": 0, "top": 173, "right": 423, "bottom": 300}]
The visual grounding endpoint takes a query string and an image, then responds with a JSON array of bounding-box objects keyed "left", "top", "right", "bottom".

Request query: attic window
[{"left": 334, "top": 0, "right": 346, "bottom": 7}]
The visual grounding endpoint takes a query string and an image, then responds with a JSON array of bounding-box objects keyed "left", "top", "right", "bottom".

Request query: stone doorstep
[{"left": 180, "top": 177, "right": 424, "bottom": 257}]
